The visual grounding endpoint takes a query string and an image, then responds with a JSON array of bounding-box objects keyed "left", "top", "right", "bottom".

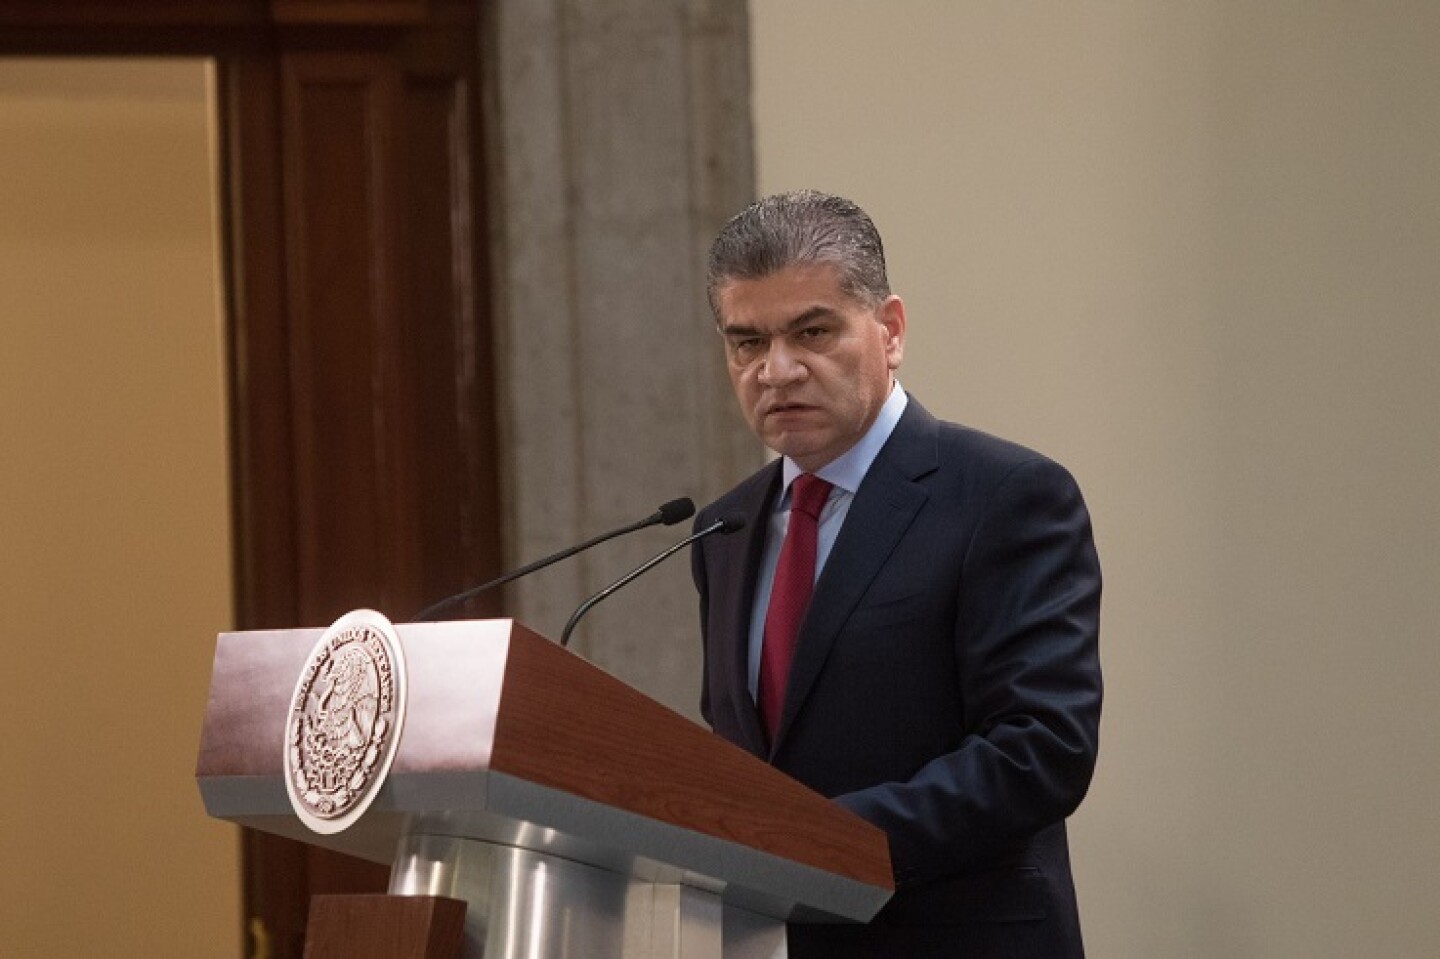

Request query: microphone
[
  {"left": 411, "top": 497, "right": 696, "bottom": 622},
  {"left": 559, "top": 512, "right": 746, "bottom": 648}
]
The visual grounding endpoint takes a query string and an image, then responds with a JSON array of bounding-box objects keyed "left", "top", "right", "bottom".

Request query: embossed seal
[{"left": 284, "top": 609, "right": 407, "bottom": 834}]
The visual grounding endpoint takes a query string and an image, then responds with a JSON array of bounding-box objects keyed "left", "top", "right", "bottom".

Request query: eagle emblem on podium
[{"left": 284, "top": 609, "right": 407, "bottom": 834}]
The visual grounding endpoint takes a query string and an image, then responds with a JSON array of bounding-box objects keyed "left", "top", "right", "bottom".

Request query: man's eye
[{"left": 798, "top": 326, "right": 829, "bottom": 340}]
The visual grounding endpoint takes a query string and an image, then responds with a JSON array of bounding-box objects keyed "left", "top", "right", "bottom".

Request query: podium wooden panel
[
  {"left": 198, "top": 618, "right": 893, "bottom": 957},
  {"left": 305, "top": 895, "right": 465, "bottom": 959}
]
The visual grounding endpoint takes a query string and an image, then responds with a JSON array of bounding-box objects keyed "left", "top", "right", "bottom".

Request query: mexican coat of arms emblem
[{"left": 283, "top": 609, "right": 407, "bottom": 834}]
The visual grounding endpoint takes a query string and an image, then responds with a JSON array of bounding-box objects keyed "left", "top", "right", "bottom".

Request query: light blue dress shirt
[{"left": 746, "top": 383, "right": 909, "bottom": 699}]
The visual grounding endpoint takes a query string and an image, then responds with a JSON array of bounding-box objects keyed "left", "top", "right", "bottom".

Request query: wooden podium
[{"left": 196, "top": 618, "right": 892, "bottom": 958}]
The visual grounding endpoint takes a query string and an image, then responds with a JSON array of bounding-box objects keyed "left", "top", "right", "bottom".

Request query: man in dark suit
[{"left": 692, "top": 191, "right": 1102, "bottom": 957}]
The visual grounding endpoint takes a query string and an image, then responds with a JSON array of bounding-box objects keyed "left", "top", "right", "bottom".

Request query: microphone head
[
  {"left": 658, "top": 497, "right": 696, "bottom": 526},
  {"left": 719, "top": 512, "right": 747, "bottom": 534}
]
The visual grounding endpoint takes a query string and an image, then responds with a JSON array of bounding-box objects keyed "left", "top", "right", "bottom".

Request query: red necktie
[{"left": 758, "top": 473, "right": 832, "bottom": 742}]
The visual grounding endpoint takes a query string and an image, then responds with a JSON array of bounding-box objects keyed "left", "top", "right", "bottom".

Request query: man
[{"left": 691, "top": 191, "right": 1102, "bottom": 957}]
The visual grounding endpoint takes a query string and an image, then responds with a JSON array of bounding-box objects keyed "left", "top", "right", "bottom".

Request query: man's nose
[{"left": 758, "top": 339, "right": 806, "bottom": 386}]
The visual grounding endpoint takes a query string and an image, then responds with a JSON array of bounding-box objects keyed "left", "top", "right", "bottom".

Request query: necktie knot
[{"left": 789, "top": 474, "right": 832, "bottom": 521}]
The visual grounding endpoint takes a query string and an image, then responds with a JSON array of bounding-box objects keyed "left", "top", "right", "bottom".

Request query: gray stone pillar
[{"left": 487, "top": 0, "right": 762, "bottom": 718}]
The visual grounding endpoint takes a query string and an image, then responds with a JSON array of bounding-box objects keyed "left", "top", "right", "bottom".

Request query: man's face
[{"left": 715, "top": 262, "right": 906, "bottom": 472}]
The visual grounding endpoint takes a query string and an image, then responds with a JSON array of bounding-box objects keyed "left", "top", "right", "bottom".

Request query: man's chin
[{"left": 765, "top": 436, "right": 834, "bottom": 470}]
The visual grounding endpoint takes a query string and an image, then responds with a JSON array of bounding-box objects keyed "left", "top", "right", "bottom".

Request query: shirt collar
[{"left": 780, "top": 381, "right": 908, "bottom": 499}]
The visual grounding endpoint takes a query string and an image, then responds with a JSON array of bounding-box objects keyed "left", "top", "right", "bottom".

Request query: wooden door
[{"left": 1, "top": 4, "right": 503, "bottom": 955}]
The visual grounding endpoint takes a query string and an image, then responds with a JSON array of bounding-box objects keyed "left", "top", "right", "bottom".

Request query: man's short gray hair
[{"left": 706, "top": 190, "right": 890, "bottom": 321}]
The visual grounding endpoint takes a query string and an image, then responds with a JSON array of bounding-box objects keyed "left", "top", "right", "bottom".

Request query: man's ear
[{"left": 879, "top": 295, "right": 906, "bottom": 369}]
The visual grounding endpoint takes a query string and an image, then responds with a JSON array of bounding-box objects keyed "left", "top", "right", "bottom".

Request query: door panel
[{"left": 1, "top": 5, "right": 502, "bottom": 957}]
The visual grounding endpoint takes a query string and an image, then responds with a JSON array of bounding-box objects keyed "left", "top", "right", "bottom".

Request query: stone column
[{"left": 486, "top": 0, "right": 762, "bottom": 718}]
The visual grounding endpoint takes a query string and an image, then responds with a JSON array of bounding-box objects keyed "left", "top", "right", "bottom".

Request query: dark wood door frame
[{"left": 2, "top": 4, "right": 503, "bottom": 956}]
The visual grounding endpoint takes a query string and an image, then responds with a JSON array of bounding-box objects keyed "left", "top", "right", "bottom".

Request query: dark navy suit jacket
[{"left": 692, "top": 398, "right": 1102, "bottom": 958}]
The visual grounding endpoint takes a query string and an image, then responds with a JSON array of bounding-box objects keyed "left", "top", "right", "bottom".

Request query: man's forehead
[
  {"left": 717, "top": 260, "right": 844, "bottom": 293},
  {"left": 715, "top": 262, "right": 858, "bottom": 328}
]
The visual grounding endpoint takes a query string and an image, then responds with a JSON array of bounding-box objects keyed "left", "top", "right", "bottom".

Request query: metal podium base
[{"left": 389, "top": 832, "right": 788, "bottom": 959}]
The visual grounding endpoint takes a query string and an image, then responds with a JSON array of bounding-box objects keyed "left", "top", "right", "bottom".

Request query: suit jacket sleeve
[{"left": 832, "top": 454, "right": 1102, "bottom": 887}]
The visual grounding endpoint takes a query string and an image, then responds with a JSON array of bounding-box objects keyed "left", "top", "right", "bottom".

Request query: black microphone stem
[
  {"left": 411, "top": 498, "right": 693, "bottom": 622},
  {"left": 559, "top": 516, "right": 737, "bottom": 648}
]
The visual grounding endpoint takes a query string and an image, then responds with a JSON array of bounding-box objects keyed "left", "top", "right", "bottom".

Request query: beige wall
[
  {"left": 753, "top": 2, "right": 1439, "bottom": 956},
  {"left": 0, "top": 60, "right": 240, "bottom": 956}
]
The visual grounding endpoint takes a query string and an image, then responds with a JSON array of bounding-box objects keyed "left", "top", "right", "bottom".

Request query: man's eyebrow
[{"left": 720, "top": 305, "right": 837, "bottom": 336}]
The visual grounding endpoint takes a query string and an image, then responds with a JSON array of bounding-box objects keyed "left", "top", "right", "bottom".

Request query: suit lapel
[
  {"left": 771, "top": 401, "right": 940, "bottom": 756},
  {"left": 715, "top": 463, "right": 781, "bottom": 757}
]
